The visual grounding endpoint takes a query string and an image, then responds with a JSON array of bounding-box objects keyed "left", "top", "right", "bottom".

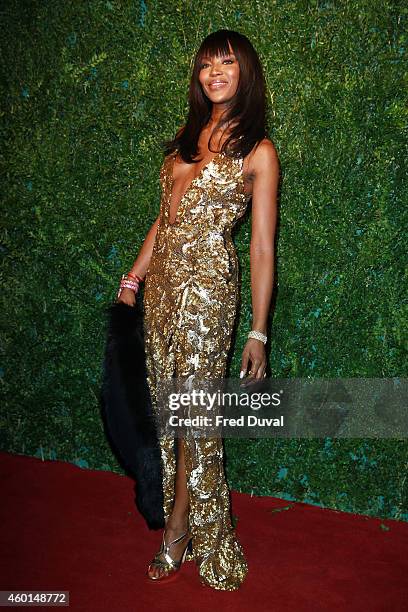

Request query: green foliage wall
[{"left": 1, "top": 0, "right": 407, "bottom": 521}]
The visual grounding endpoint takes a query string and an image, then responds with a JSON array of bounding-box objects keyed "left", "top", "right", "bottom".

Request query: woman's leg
[{"left": 147, "top": 437, "right": 190, "bottom": 578}]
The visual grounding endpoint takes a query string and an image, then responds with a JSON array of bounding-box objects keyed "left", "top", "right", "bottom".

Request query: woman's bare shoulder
[
  {"left": 249, "top": 138, "right": 279, "bottom": 174},
  {"left": 251, "top": 138, "right": 279, "bottom": 166},
  {"left": 244, "top": 138, "right": 279, "bottom": 181}
]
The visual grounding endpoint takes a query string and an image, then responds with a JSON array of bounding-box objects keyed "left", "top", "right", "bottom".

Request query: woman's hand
[
  {"left": 116, "top": 288, "right": 137, "bottom": 307},
  {"left": 240, "top": 338, "right": 267, "bottom": 382}
]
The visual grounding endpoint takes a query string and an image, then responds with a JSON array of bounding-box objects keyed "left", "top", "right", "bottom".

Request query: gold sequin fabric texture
[{"left": 143, "top": 149, "right": 250, "bottom": 590}]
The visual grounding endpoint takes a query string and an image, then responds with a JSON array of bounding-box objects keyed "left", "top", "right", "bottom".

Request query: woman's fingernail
[{"left": 240, "top": 370, "right": 245, "bottom": 379}]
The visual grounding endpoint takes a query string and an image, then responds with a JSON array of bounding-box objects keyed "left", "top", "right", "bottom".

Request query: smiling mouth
[{"left": 208, "top": 81, "right": 228, "bottom": 90}]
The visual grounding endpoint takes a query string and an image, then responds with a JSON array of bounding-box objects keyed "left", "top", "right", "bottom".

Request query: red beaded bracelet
[{"left": 127, "top": 272, "right": 143, "bottom": 282}]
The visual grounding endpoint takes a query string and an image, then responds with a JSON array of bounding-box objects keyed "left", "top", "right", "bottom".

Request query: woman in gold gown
[{"left": 117, "top": 29, "right": 279, "bottom": 591}]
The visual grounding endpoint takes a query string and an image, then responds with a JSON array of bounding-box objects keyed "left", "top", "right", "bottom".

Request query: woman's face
[{"left": 198, "top": 44, "right": 240, "bottom": 105}]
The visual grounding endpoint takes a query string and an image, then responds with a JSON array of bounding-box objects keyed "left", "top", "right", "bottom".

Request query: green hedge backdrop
[{"left": 1, "top": 0, "right": 407, "bottom": 522}]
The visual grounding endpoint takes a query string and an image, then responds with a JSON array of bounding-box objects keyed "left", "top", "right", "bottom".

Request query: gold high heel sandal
[{"left": 146, "top": 530, "right": 192, "bottom": 583}]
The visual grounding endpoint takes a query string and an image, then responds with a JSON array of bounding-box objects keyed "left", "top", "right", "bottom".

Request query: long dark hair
[{"left": 164, "top": 29, "right": 268, "bottom": 163}]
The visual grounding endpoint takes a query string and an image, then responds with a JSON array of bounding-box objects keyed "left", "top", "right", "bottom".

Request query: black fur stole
[{"left": 100, "top": 289, "right": 165, "bottom": 529}]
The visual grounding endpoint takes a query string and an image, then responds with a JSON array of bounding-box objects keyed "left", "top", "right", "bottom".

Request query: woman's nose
[{"left": 209, "top": 63, "right": 222, "bottom": 75}]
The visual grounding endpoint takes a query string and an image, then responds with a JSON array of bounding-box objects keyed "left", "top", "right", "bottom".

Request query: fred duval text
[{"left": 168, "top": 415, "right": 285, "bottom": 427}]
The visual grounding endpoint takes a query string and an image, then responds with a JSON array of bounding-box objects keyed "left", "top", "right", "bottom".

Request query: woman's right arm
[{"left": 117, "top": 215, "right": 160, "bottom": 305}]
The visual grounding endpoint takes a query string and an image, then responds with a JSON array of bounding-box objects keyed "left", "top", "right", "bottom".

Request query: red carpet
[{"left": 0, "top": 450, "right": 407, "bottom": 611}]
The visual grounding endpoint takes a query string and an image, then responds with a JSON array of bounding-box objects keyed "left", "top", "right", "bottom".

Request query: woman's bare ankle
[{"left": 166, "top": 511, "right": 189, "bottom": 534}]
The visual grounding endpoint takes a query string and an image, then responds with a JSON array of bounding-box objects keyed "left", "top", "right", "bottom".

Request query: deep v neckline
[{"left": 168, "top": 150, "right": 222, "bottom": 226}]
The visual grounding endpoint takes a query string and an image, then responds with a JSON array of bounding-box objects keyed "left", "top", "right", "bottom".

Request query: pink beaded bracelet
[{"left": 117, "top": 273, "right": 140, "bottom": 300}]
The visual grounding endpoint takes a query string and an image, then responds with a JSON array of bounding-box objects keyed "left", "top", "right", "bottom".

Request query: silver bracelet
[{"left": 248, "top": 330, "right": 267, "bottom": 344}]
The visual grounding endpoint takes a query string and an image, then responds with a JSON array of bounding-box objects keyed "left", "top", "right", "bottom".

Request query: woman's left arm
[{"left": 240, "top": 139, "right": 280, "bottom": 380}]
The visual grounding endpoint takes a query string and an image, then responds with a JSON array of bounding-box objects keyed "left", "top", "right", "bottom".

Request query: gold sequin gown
[{"left": 143, "top": 149, "right": 250, "bottom": 591}]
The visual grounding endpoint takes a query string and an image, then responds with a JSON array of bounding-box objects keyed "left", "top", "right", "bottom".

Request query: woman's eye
[{"left": 200, "top": 58, "right": 234, "bottom": 70}]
